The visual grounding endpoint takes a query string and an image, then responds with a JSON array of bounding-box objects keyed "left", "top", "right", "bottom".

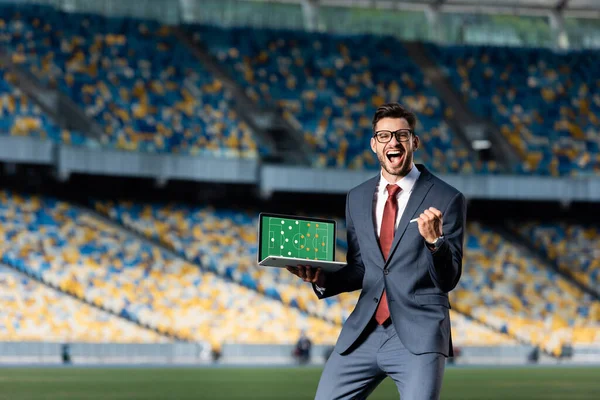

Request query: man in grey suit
[{"left": 287, "top": 103, "right": 466, "bottom": 399}]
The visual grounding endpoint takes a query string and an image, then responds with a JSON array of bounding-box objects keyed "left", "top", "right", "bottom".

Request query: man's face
[{"left": 370, "top": 117, "right": 419, "bottom": 181}]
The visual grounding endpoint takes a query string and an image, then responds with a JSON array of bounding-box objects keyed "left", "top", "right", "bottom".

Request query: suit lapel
[
  {"left": 361, "top": 175, "right": 385, "bottom": 268},
  {"left": 385, "top": 167, "right": 434, "bottom": 265}
]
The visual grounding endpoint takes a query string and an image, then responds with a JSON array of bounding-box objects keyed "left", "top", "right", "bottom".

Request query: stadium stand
[
  {"left": 100, "top": 200, "right": 584, "bottom": 349},
  {"left": 188, "top": 24, "right": 498, "bottom": 174},
  {"left": 0, "top": 0, "right": 598, "bottom": 365},
  {"left": 0, "top": 190, "right": 514, "bottom": 348},
  {"left": 450, "top": 312, "right": 517, "bottom": 347},
  {"left": 338, "top": 217, "right": 599, "bottom": 353},
  {"left": 0, "top": 68, "right": 88, "bottom": 145},
  {"left": 459, "top": 222, "right": 600, "bottom": 355},
  {"left": 425, "top": 43, "right": 600, "bottom": 176},
  {"left": 0, "top": 4, "right": 258, "bottom": 157},
  {"left": 0, "top": 191, "right": 340, "bottom": 346},
  {"left": 94, "top": 200, "right": 360, "bottom": 326},
  {"left": 516, "top": 221, "right": 600, "bottom": 293},
  {"left": 0, "top": 266, "right": 166, "bottom": 342}
]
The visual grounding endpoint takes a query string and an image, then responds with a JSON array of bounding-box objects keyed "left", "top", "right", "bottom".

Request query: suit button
[
  {"left": 384, "top": 269, "right": 389, "bottom": 275},
  {"left": 373, "top": 297, "right": 378, "bottom": 303}
]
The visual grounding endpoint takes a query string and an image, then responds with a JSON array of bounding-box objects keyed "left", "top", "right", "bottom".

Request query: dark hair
[{"left": 372, "top": 103, "right": 417, "bottom": 132}]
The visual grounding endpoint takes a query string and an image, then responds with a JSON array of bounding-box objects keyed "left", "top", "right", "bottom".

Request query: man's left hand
[{"left": 417, "top": 207, "right": 443, "bottom": 244}]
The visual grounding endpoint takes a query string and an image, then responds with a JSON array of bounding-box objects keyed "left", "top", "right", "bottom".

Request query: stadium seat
[
  {"left": 425, "top": 43, "right": 600, "bottom": 176},
  {"left": 0, "top": 191, "right": 340, "bottom": 345},
  {"left": 516, "top": 221, "right": 600, "bottom": 293},
  {"left": 0, "top": 68, "right": 87, "bottom": 145},
  {"left": 188, "top": 24, "right": 497, "bottom": 174},
  {"left": 96, "top": 200, "right": 600, "bottom": 351},
  {"left": 95, "top": 200, "right": 361, "bottom": 325},
  {"left": 4, "top": 191, "right": 595, "bottom": 350},
  {"left": 450, "top": 312, "right": 517, "bottom": 347},
  {"left": 0, "top": 266, "right": 165, "bottom": 342},
  {"left": 0, "top": 4, "right": 258, "bottom": 158},
  {"left": 457, "top": 222, "right": 600, "bottom": 354}
]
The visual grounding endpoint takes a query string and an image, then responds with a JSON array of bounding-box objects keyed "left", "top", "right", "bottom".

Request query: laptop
[{"left": 257, "top": 212, "right": 347, "bottom": 272}]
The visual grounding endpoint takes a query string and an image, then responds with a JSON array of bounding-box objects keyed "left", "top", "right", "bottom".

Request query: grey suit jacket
[{"left": 315, "top": 164, "right": 466, "bottom": 357}]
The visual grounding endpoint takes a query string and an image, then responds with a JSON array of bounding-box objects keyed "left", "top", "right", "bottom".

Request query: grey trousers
[{"left": 314, "top": 321, "right": 446, "bottom": 400}]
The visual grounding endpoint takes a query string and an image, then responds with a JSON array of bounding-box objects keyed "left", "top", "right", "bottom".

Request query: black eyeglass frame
[{"left": 372, "top": 129, "right": 413, "bottom": 143}]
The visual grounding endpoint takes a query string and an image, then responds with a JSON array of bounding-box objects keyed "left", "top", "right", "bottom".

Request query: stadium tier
[
  {"left": 0, "top": 191, "right": 340, "bottom": 346},
  {"left": 0, "top": 68, "right": 87, "bottom": 145},
  {"left": 337, "top": 218, "right": 600, "bottom": 353},
  {"left": 0, "top": 4, "right": 258, "bottom": 157},
  {"left": 450, "top": 312, "right": 516, "bottom": 347},
  {"left": 100, "top": 201, "right": 600, "bottom": 350},
  {"left": 0, "top": 266, "right": 165, "bottom": 343},
  {"left": 1, "top": 3, "right": 599, "bottom": 178},
  {"left": 516, "top": 221, "right": 600, "bottom": 293},
  {"left": 459, "top": 222, "right": 600, "bottom": 354},
  {"left": 425, "top": 43, "right": 600, "bottom": 176},
  {"left": 189, "top": 24, "right": 497, "bottom": 174},
  {"left": 0, "top": 191, "right": 512, "bottom": 348},
  {"left": 95, "top": 201, "right": 360, "bottom": 326}
]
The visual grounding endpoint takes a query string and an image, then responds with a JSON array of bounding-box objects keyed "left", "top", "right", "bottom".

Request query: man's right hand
[{"left": 286, "top": 265, "right": 326, "bottom": 287}]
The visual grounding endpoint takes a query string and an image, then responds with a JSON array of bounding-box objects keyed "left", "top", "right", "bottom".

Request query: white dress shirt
[{"left": 373, "top": 163, "right": 421, "bottom": 238}]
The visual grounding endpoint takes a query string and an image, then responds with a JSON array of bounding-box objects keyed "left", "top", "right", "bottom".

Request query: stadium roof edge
[{"left": 256, "top": 0, "right": 600, "bottom": 18}]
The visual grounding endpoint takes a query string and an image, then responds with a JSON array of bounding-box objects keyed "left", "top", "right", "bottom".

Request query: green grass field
[{"left": 0, "top": 366, "right": 598, "bottom": 399}]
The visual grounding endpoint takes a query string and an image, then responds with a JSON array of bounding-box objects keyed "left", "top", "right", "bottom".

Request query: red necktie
[{"left": 375, "top": 184, "right": 401, "bottom": 325}]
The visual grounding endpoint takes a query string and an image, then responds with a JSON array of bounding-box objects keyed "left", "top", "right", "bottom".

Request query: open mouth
[{"left": 386, "top": 150, "right": 404, "bottom": 165}]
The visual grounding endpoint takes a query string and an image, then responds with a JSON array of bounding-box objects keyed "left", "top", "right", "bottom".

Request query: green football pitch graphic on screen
[{"left": 261, "top": 216, "right": 335, "bottom": 261}]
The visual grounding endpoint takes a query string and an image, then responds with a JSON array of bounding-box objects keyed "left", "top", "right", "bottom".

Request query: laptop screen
[{"left": 258, "top": 213, "right": 336, "bottom": 263}]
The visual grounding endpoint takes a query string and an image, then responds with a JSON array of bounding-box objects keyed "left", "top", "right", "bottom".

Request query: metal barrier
[
  {"left": 0, "top": 342, "right": 211, "bottom": 365},
  {"left": 1, "top": 342, "right": 599, "bottom": 365}
]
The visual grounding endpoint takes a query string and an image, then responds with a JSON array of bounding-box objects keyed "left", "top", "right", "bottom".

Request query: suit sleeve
[
  {"left": 312, "top": 192, "right": 365, "bottom": 299},
  {"left": 426, "top": 191, "right": 466, "bottom": 293}
]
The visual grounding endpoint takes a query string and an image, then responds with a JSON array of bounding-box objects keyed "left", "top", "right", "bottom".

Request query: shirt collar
[{"left": 378, "top": 163, "right": 420, "bottom": 196}]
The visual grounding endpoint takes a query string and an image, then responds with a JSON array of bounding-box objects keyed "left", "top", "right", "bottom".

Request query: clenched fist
[{"left": 417, "top": 207, "right": 443, "bottom": 244}]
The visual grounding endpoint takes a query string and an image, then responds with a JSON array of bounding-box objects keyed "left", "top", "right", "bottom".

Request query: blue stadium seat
[
  {"left": 0, "top": 190, "right": 339, "bottom": 345},
  {"left": 425, "top": 43, "right": 600, "bottom": 176},
  {"left": 189, "top": 24, "right": 497, "bottom": 174},
  {"left": 0, "top": 4, "right": 259, "bottom": 158}
]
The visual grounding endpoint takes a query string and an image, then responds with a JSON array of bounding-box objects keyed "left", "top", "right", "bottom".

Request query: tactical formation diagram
[{"left": 260, "top": 216, "right": 335, "bottom": 261}]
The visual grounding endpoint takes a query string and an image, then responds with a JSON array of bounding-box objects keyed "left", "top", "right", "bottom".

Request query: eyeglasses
[{"left": 373, "top": 129, "right": 412, "bottom": 143}]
